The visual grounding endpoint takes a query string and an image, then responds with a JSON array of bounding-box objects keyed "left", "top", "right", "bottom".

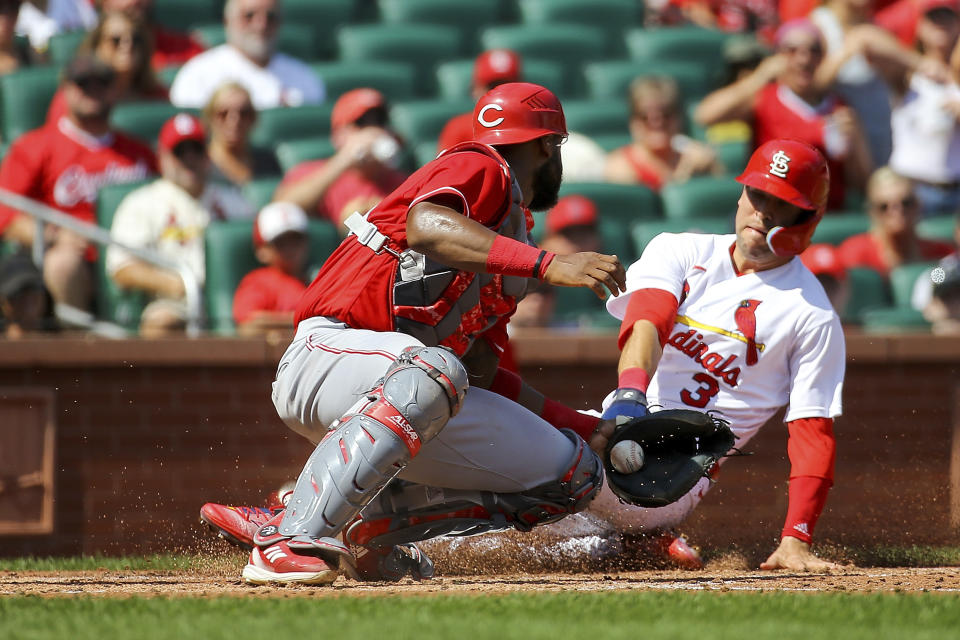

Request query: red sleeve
[
  {"left": 0, "top": 134, "right": 43, "bottom": 233},
  {"left": 409, "top": 151, "right": 510, "bottom": 227},
  {"left": 617, "top": 288, "right": 679, "bottom": 350},
  {"left": 782, "top": 417, "right": 835, "bottom": 542},
  {"left": 233, "top": 270, "right": 274, "bottom": 324}
]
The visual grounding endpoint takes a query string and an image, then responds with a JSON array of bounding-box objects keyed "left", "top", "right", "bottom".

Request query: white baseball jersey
[{"left": 606, "top": 232, "right": 845, "bottom": 445}]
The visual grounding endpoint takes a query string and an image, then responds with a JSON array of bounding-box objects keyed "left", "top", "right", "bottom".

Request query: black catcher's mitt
[{"left": 604, "top": 409, "right": 736, "bottom": 508}]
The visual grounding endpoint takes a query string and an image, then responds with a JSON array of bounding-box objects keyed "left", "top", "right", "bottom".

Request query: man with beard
[
  {"left": 199, "top": 83, "right": 627, "bottom": 585},
  {"left": 169, "top": 0, "right": 323, "bottom": 109},
  {"left": 0, "top": 55, "right": 156, "bottom": 312}
]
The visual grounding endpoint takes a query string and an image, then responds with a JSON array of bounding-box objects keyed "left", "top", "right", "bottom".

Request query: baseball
[{"left": 610, "top": 440, "right": 645, "bottom": 473}]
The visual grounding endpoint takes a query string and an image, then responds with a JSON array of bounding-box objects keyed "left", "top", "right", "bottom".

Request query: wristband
[
  {"left": 486, "top": 235, "right": 555, "bottom": 278},
  {"left": 617, "top": 367, "right": 651, "bottom": 394}
]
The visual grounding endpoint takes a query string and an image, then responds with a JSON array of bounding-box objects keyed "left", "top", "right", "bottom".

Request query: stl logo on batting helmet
[
  {"left": 477, "top": 103, "right": 505, "bottom": 128},
  {"left": 769, "top": 150, "right": 791, "bottom": 178}
]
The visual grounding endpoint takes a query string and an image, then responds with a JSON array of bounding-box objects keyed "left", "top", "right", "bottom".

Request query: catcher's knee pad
[
  {"left": 345, "top": 430, "right": 604, "bottom": 548},
  {"left": 270, "top": 346, "right": 468, "bottom": 542}
]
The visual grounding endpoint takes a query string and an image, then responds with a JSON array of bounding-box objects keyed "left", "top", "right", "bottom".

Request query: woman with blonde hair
[
  {"left": 46, "top": 10, "right": 168, "bottom": 124},
  {"left": 203, "top": 82, "right": 281, "bottom": 187},
  {"left": 604, "top": 76, "right": 719, "bottom": 191}
]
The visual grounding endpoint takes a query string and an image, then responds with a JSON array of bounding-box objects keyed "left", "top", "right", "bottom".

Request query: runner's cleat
[
  {"left": 242, "top": 540, "right": 340, "bottom": 585},
  {"left": 664, "top": 533, "right": 704, "bottom": 570},
  {"left": 199, "top": 503, "right": 283, "bottom": 550}
]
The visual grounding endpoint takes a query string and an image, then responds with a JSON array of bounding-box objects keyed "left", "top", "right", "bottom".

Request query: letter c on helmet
[{"left": 477, "top": 103, "right": 505, "bottom": 128}]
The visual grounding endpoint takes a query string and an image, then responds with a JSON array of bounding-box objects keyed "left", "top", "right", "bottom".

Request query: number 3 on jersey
[{"left": 680, "top": 373, "right": 720, "bottom": 408}]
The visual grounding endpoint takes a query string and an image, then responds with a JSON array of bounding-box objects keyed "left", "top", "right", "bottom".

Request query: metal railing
[{"left": 0, "top": 187, "right": 204, "bottom": 336}]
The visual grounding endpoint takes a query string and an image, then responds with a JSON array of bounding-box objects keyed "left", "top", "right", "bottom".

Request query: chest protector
[{"left": 391, "top": 142, "right": 534, "bottom": 355}]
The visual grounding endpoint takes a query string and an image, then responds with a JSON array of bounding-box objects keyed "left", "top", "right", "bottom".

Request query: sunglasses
[
  {"left": 353, "top": 107, "right": 390, "bottom": 128},
  {"left": 215, "top": 106, "right": 256, "bottom": 121},
  {"left": 781, "top": 44, "right": 824, "bottom": 56},
  {"left": 872, "top": 196, "right": 918, "bottom": 212},
  {"left": 173, "top": 140, "right": 207, "bottom": 158},
  {"left": 72, "top": 74, "right": 114, "bottom": 92},
  {"left": 242, "top": 9, "right": 278, "bottom": 24},
  {"left": 106, "top": 33, "right": 144, "bottom": 49},
  {"left": 637, "top": 109, "right": 678, "bottom": 124}
]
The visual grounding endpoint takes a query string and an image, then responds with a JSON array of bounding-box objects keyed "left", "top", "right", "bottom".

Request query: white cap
[{"left": 254, "top": 201, "right": 308, "bottom": 246}]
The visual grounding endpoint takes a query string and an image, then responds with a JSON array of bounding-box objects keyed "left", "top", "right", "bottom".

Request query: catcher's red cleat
[
  {"left": 200, "top": 503, "right": 283, "bottom": 550},
  {"left": 242, "top": 540, "right": 339, "bottom": 585},
  {"left": 343, "top": 543, "right": 435, "bottom": 582},
  {"left": 664, "top": 533, "right": 704, "bottom": 570}
]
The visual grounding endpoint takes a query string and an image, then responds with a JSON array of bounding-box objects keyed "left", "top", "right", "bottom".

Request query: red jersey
[
  {"left": 233, "top": 266, "right": 307, "bottom": 325},
  {"left": 437, "top": 112, "right": 473, "bottom": 153},
  {"left": 0, "top": 118, "right": 157, "bottom": 234},
  {"left": 295, "top": 147, "right": 520, "bottom": 355},
  {"left": 753, "top": 83, "right": 846, "bottom": 209},
  {"left": 151, "top": 25, "right": 206, "bottom": 69},
  {"left": 280, "top": 159, "right": 408, "bottom": 225},
  {"left": 837, "top": 232, "right": 954, "bottom": 276}
]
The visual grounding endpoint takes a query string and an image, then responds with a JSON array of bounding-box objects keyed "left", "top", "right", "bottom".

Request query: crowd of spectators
[{"left": 0, "top": 0, "right": 958, "bottom": 338}]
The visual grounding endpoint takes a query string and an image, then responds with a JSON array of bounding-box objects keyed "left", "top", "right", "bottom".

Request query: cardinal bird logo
[{"left": 734, "top": 299, "right": 762, "bottom": 366}]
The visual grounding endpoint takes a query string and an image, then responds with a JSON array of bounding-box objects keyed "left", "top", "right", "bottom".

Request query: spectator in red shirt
[
  {"left": 233, "top": 201, "right": 310, "bottom": 335},
  {"left": 101, "top": 0, "right": 205, "bottom": 69},
  {"left": 0, "top": 55, "right": 156, "bottom": 310},
  {"left": 800, "top": 242, "right": 851, "bottom": 317},
  {"left": 437, "top": 49, "right": 523, "bottom": 152},
  {"left": 838, "top": 167, "right": 954, "bottom": 275},
  {"left": 273, "top": 88, "right": 408, "bottom": 233},
  {"left": 46, "top": 10, "right": 169, "bottom": 124}
]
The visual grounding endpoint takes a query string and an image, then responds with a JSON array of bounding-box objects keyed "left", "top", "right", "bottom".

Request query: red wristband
[
  {"left": 617, "top": 367, "right": 651, "bottom": 393},
  {"left": 541, "top": 397, "right": 600, "bottom": 441},
  {"left": 486, "top": 235, "right": 555, "bottom": 279}
]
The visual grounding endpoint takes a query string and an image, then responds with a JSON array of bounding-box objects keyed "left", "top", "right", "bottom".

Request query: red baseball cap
[
  {"left": 331, "top": 88, "right": 386, "bottom": 132},
  {"left": 253, "top": 201, "right": 309, "bottom": 247},
  {"left": 800, "top": 243, "right": 846, "bottom": 281},
  {"left": 158, "top": 113, "right": 206, "bottom": 152},
  {"left": 545, "top": 195, "right": 598, "bottom": 234},
  {"left": 473, "top": 49, "right": 522, "bottom": 89}
]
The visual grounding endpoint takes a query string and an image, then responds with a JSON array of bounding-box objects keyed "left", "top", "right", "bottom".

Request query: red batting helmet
[
  {"left": 472, "top": 82, "right": 568, "bottom": 146},
  {"left": 736, "top": 139, "right": 830, "bottom": 257}
]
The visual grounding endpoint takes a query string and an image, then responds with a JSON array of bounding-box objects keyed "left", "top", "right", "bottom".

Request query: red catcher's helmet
[
  {"left": 736, "top": 139, "right": 830, "bottom": 257},
  {"left": 472, "top": 82, "right": 568, "bottom": 146}
]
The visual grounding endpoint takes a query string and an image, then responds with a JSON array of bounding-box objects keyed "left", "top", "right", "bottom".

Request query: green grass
[
  {"left": 0, "top": 554, "right": 203, "bottom": 572},
  {"left": 1, "top": 591, "right": 959, "bottom": 640}
]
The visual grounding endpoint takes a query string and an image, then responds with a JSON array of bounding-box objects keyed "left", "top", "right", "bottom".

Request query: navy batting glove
[{"left": 601, "top": 388, "right": 649, "bottom": 424}]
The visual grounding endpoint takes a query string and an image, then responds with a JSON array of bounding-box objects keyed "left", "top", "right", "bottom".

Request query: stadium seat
[
  {"left": 480, "top": 25, "right": 607, "bottom": 77},
  {"left": 810, "top": 212, "right": 870, "bottom": 246},
  {"left": 518, "top": 0, "right": 641, "bottom": 55},
  {"left": 561, "top": 99, "right": 629, "bottom": 138},
  {"left": 630, "top": 218, "right": 732, "bottom": 256},
  {"left": 714, "top": 140, "right": 748, "bottom": 174},
  {"left": 583, "top": 59, "right": 717, "bottom": 103},
  {"left": 890, "top": 262, "right": 938, "bottom": 308},
  {"left": 157, "top": 65, "right": 180, "bottom": 88},
  {"left": 558, "top": 182, "right": 661, "bottom": 227},
  {"left": 389, "top": 99, "right": 474, "bottom": 146},
  {"left": 191, "top": 24, "right": 320, "bottom": 61},
  {"left": 414, "top": 140, "right": 441, "bottom": 167},
  {"left": 660, "top": 176, "right": 742, "bottom": 220},
  {"left": 95, "top": 180, "right": 152, "bottom": 330},
  {"left": 843, "top": 267, "right": 891, "bottom": 323},
  {"left": 110, "top": 102, "right": 189, "bottom": 145},
  {"left": 860, "top": 307, "right": 931, "bottom": 332},
  {"left": 152, "top": 0, "right": 220, "bottom": 31},
  {"left": 0, "top": 66, "right": 60, "bottom": 141},
  {"left": 600, "top": 217, "right": 637, "bottom": 265},
  {"left": 311, "top": 61, "right": 418, "bottom": 102},
  {"left": 242, "top": 177, "right": 282, "bottom": 211},
  {"left": 435, "top": 58, "right": 568, "bottom": 100},
  {"left": 249, "top": 104, "right": 334, "bottom": 147},
  {"left": 552, "top": 284, "right": 617, "bottom": 329},
  {"left": 591, "top": 132, "right": 632, "bottom": 152},
  {"left": 625, "top": 26, "right": 730, "bottom": 66},
  {"left": 283, "top": 0, "right": 356, "bottom": 60},
  {"left": 204, "top": 219, "right": 340, "bottom": 333},
  {"left": 337, "top": 25, "right": 463, "bottom": 95},
  {"left": 378, "top": 0, "right": 504, "bottom": 49},
  {"left": 48, "top": 31, "right": 85, "bottom": 67},
  {"left": 275, "top": 137, "right": 336, "bottom": 172},
  {"left": 917, "top": 214, "right": 957, "bottom": 243}
]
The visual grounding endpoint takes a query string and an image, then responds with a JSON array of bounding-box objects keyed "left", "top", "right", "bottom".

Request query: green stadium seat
[
  {"left": 625, "top": 26, "right": 730, "bottom": 66},
  {"left": 481, "top": 24, "right": 606, "bottom": 66},
  {"left": 917, "top": 214, "right": 957, "bottom": 243},
  {"left": 810, "top": 212, "right": 869, "bottom": 246},
  {"left": 435, "top": 58, "right": 568, "bottom": 100},
  {"left": 152, "top": 0, "right": 220, "bottom": 31},
  {"left": 157, "top": 65, "right": 180, "bottom": 88},
  {"left": 243, "top": 176, "right": 282, "bottom": 211},
  {"left": 552, "top": 284, "right": 617, "bottom": 329},
  {"left": 249, "top": 104, "right": 334, "bottom": 148},
  {"left": 110, "top": 102, "right": 190, "bottom": 145},
  {"left": 583, "top": 59, "right": 717, "bottom": 105},
  {"left": 389, "top": 99, "right": 474, "bottom": 146},
  {"left": 0, "top": 66, "right": 60, "bottom": 141},
  {"left": 282, "top": 0, "right": 355, "bottom": 60},
  {"left": 48, "top": 31, "right": 86, "bottom": 67},
  {"left": 337, "top": 25, "right": 463, "bottom": 95},
  {"left": 311, "top": 61, "right": 418, "bottom": 102},
  {"left": 378, "top": 0, "right": 504, "bottom": 49},
  {"left": 843, "top": 267, "right": 891, "bottom": 324},
  {"left": 660, "top": 176, "right": 742, "bottom": 220},
  {"left": 275, "top": 137, "right": 336, "bottom": 172},
  {"left": 714, "top": 140, "right": 748, "bottom": 174},
  {"left": 191, "top": 24, "right": 321, "bottom": 60},
  {"left": 630, "top": 218, "right": 732, "bottom": 256},
  {"left": 890, "top": 262, "right": 938, "bottom": 308},
  {"left": 600, "top": 217, "right": 637, "bottom": 265},
  {"left": 204, "top": 219, "right": 340, "bottom": 333},
  {"left": 561, "top": 99, "right": 628, "bottom": 138},
  {"left": 860, "top": 307, "right": 931, "bottom": 332},
  {"left": 519, "top": 0, "right": 641, "bottom": 33},
  {"left": 591, "top": 132, "right": 632, "bottom": 152},
  {"left": 95, "top": 180, "right": 152, "bottom": 330},
  {"left": 414, "top": 140, "right": 441, "bottom": 168},
  {"left": 558, "top": 182, "right": 661, "bottom": 227}
]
